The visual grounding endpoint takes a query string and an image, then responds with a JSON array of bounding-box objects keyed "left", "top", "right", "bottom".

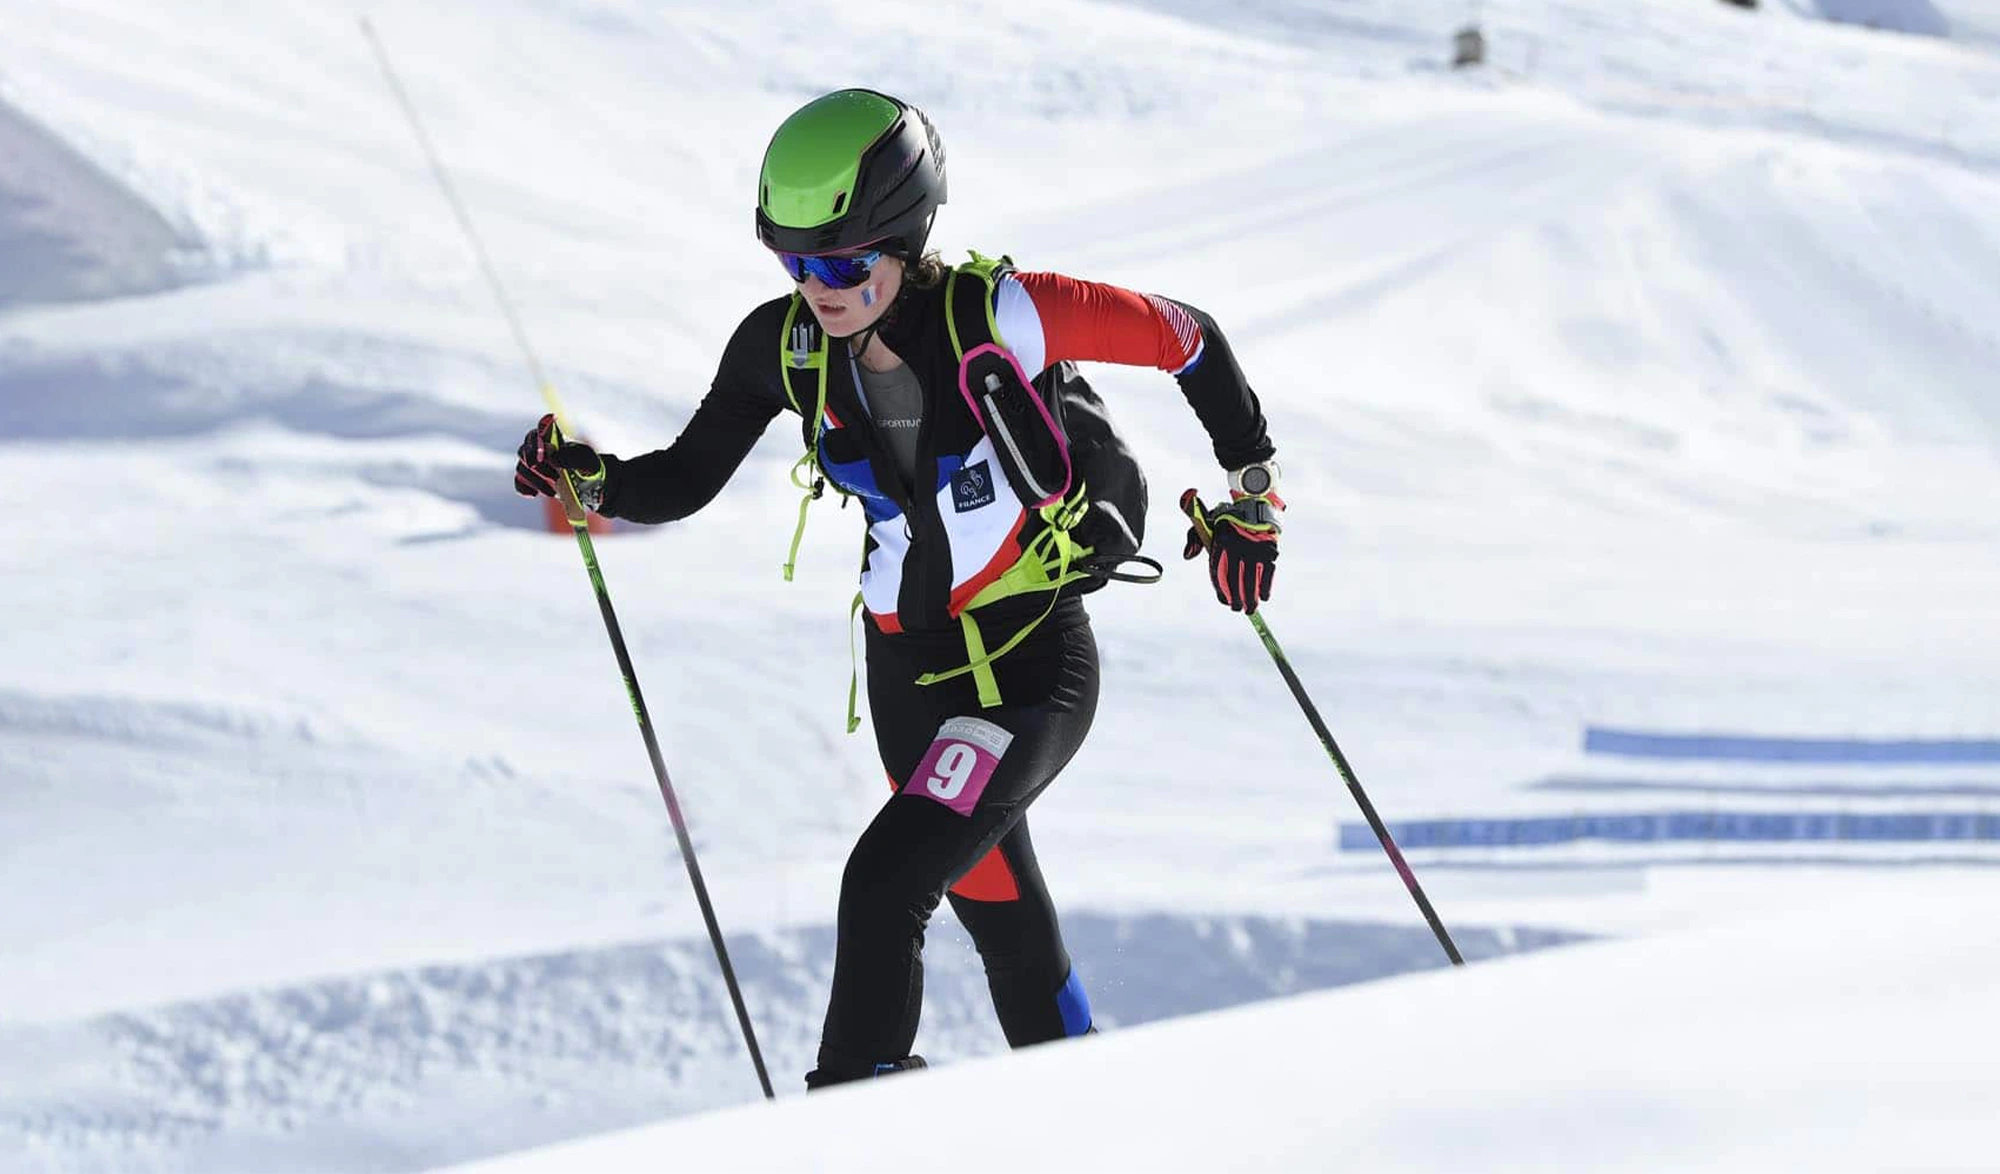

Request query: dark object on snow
[
  {"left": 1452, "top": 25, "right": 1486, "bottom": 68},
  {"left": 1719, "top": 0, "right": 1758, "bottom": 9}
]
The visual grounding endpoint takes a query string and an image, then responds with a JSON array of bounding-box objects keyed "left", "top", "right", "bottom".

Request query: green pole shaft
[
  {"left": 361, "top": 15, "right": 776, "bottom": 1097},
  {"left": 1248, "top": 612, "right": 1464, "bottom": 965},
  {"left": 1181, "top": 488, "right": 1462, "bottom": 966}
]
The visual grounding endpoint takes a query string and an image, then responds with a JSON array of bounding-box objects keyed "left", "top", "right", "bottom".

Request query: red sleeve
[{"left": 1016, "top": 271, "right": 1206, "bottom": 375}]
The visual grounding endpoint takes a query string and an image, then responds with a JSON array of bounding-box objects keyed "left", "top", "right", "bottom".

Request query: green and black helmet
[{"left": 755, "top": 89, "right": 947, "bottom": 259}]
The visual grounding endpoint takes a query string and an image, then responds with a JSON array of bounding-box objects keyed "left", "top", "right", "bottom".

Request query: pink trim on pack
[{"left": 956, "top": 342, "right": 1073, "bottom": 509}]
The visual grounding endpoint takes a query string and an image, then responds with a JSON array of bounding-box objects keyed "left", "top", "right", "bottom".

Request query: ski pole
[
  {"left": 360, "top": 17, "right": 777, "bottom": 1098},
  {"left": 1180, "top": 490, "right": 1464, "bottom": 966}
]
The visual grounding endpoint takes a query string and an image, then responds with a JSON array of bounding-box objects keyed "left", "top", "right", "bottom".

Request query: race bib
[{"left": 907, "top": 716, "right": 1014, "bottom": 816}]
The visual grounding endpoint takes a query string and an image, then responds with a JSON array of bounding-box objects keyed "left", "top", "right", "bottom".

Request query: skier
[{"left": 513, "top": 88, "right": 1284, "bottom": 1088}]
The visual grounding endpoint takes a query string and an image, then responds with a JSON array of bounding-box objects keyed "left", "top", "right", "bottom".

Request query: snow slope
[
  {"left": 447, "top": 873, "right": 2000, "bottom": 1173},
  {"left": 1, "top": 0, "right": 1997, "bottom": 1169},
  {"left": 0, "top": 96, "right": 198, "bottom": 308}
]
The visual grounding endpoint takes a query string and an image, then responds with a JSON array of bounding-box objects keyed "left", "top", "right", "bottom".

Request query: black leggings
[{"left": 814, "top": 603, "right": 1100, "bottom": 1081}]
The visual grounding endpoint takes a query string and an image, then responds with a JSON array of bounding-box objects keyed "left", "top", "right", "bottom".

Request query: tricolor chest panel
[{"left": 785, "top": 281, "right": 1034, "bottom": 634}]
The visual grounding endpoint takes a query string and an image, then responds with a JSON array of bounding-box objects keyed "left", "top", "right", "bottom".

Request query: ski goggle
[{"left": 774, "top": 248, "right": 884, "bottom": 290}]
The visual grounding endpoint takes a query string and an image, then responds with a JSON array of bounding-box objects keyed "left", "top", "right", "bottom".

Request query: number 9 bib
[{"left": 907, "top": 716, "right": 1016, "bottom": 816}]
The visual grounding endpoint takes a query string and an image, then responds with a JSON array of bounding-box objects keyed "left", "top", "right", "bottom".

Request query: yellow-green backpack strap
[
  {"left": 782, "top": 460, "right": 819, "bottom": 583},
  {"left": 913, "top": 530, "right": 1081, "bottom": 709},
  {"left": 779, "top": 296, "right": 832, "bottom": 582},
  {"left": 916, "top": 250, "right": 1063, "bottom": 710},
  {"left": 912, "top": 611, "right": 1006, "bottom": 709},
  {"left": 846, "top": 591, "right": 866, "bottom": 733},
  {"left": 946, "top": 250, "right": 1011, "bottom": 361}
]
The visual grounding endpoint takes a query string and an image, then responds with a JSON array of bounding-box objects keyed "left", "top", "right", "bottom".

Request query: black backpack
[{"left": 945, "top": 252, "right": 1162, "bottom": 590}]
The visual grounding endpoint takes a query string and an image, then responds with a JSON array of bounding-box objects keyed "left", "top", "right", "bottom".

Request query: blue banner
[
  {"left": 1583, "top": 728, "right": 2000, "bottom": 764},
  {"left": 1340, "top": 811, "right": 2000, "bottom": 851}
]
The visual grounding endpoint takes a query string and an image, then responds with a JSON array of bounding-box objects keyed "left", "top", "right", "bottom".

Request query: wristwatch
[{"left": 1228, "top": 460, "right": 1281, "bottom": 499}]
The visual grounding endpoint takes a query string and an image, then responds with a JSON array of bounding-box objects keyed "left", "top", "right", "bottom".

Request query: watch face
[{"left": 1240, "top": 465, "right": 1272, "bottom": 495}]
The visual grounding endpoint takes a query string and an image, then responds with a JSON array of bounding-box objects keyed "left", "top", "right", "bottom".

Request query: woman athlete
[{"left": 514, "top": 88, "right": 1284, "bottom": 1089}]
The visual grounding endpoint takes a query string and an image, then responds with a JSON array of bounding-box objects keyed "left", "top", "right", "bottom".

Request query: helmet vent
[{"left": 831, "top": 191, "right": 847, "bottom": 215}]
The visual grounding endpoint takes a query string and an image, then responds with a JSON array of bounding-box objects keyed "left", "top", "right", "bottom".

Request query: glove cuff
[
  {"left": 573, "top": 474, "right": 606, "bottom": 513},
  {"left": 1222, "top": 496, "right": 1280, "bottom": 532}
]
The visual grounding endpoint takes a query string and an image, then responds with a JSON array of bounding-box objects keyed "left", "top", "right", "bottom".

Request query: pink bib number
[{"left": 908, "top": 716, "right": 1015, "bottom": 816}]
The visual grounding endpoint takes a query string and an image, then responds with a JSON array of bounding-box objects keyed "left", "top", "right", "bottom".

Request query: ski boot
[{"left": 804, "top": 1052, "right": 927, "bottom": 1090}]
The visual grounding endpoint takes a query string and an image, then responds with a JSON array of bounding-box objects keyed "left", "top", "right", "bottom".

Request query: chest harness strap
[{"left": 777, "top": 253, "right": 1104, "bottom": 724}]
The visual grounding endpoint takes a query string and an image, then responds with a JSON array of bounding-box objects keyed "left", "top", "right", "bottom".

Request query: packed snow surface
[
  {"left": 447, "top": 873, "right": 2000, "bottom": 1173},
  {"left": 1, "top": 0, "right": 1996, "bottom": 1170}
]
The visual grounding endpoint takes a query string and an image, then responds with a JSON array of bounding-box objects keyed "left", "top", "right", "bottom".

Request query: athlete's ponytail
[{"left": 905, "top": 250, "right": 948, "bottom": 290}]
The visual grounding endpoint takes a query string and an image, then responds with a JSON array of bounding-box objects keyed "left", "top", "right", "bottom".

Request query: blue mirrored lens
[{"left": 776, "top": 250, "right": 881, "bottom": 289}]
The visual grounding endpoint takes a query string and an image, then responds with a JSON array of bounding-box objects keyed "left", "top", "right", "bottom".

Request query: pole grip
[
  {"left": 541, "top": 413, "right": 594, "bottom": 529},
  {"left": 1179, "top": 487, "right": 1215, "bottom": 550}
]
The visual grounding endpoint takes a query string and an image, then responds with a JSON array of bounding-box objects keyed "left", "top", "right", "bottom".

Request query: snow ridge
[{"left": 0, "top": 916, "right": 1573, "bottom": 1172}]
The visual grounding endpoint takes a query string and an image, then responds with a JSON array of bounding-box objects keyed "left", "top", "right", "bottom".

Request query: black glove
[
  {"left": 1180, "top": 485, "right": 1280, "bottom": 614},
  {"left": 513, "top": 413, "right": 607, "bottom": 511}
]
